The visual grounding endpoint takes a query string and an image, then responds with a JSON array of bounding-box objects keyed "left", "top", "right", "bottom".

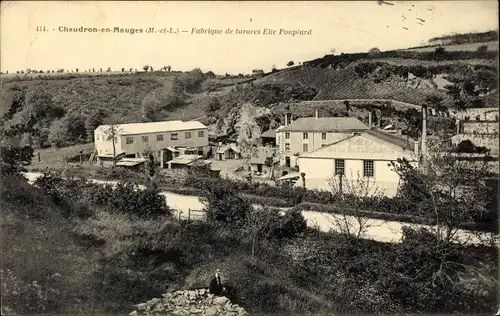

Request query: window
[
  {"left": 126, "top": 136, "right": 134, "bottom": 144},
  {"left": 285, "top": 132, "right": 290, "bottom": 139},
  {"left": 303, "top": 133, "right": 308, "bottom": 140},
  {"left": 157, "top": 134, "right": 163, "bottom": 141},
  {"left": 142, "top": 136, "right": 149, "bottom": 143},
  {"left": 171, "top": 133, "right": 178, "bottom": 140},
  {"left": 198, "top": 130, "right": 204, "bottom": 137},
  {"left": 335, "top": 159, "right": 345, "bottom": 175},
  {"left": 363, "top": 160, "right": 374, "bottom": 177},
  {"left": 302, "top": 143, "right": 309, "bottom": 152},
  {"left": 185, "top": 131, "right": 192, "bottom": 139},
  {"left": 321, "top": 132, "right": 327, "bottom": 140},
  {"left": 114, "top": 136, "right": 118, "bottom": 144},
  {"left": 285, "top": 143, "right": 290, "bottom": 151},
  {"left": 96, "top": 135, "right": 100, "bottom": 141}
]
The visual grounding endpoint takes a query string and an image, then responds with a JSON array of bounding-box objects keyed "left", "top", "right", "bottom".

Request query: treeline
[
  {"left": 303, "top": 48, "right": 497, "bottom": 69},
  {"left": 429, "top": 30, "right": 498, "bottom": 45}
]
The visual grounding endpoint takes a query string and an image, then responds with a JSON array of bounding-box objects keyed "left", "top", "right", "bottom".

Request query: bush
[
  {"left": 204, "top": 182, "right": 251, "bottom": 227},
  {"left": 34, "top": 173, "right": 172, "bottom": 219}
]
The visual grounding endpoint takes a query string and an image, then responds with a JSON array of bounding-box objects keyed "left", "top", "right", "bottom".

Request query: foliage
[
  {"left": 391, "top": 140, "right": 496, "bottom": 242},
  {"left": 34, "top": 173, "right": 171, "bottom": 219},
  {"left": 0, "top": 143, "right": 34, "bottom": 174},
  {"left": 203, "top": 179, "right": 251, "bottom": 228},
  {"left": 328, "top": 171, "right": 386, "bottom": 237},
  {"left": 172, "top": 68, "right": 206, "bottom": 93}
]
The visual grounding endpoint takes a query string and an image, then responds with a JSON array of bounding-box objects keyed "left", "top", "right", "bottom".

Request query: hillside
[{"left": 1, "top": 31, "right": 498, "bottom": 149}]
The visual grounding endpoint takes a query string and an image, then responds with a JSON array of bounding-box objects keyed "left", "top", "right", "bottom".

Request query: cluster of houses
[{"left": 93, "top": 104, "right": 497, "bottom": 198}]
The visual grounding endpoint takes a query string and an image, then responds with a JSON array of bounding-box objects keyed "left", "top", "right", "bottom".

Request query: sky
[{"left": 1, "top": 1, "right": 498, "bottom": 74}]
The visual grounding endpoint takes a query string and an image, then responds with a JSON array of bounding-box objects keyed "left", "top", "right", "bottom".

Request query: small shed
[
  {"left": 96, "top": 151, "right": 126, "bottom": 166},
  {"left": 276, "top": 171, "right": 301, "bottom": 186},
  {"left": 249, "top": 154, "right": 273, "bottom": 174},
  {"left": 260, "top": 129, "right": 277, "bottom": 147},
  {"left": 167, "top": 154, "right": 203, "bottom": 169},
  {"left": 116, "top": 157, "right": 147, "bottom": 171},
  {"left": 215, "top": 144, "right": 241, "bottom": 160}
]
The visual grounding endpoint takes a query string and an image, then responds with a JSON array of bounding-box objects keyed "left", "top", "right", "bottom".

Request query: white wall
[
  {"left": 94, "top": 131, "right": 123, "bottom": 156},
  {"left": 95, "top": 128, "right": 209, "bottom": 158},
  {"left": 298, "top": 157, "right": 404, "bottom": 197}
]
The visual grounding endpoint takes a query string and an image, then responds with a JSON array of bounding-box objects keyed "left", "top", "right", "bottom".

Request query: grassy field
[{"left": 33, "top": 143, "right": 95, "bottom": 164}]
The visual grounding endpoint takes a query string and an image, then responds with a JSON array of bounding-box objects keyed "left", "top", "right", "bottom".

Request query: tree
[
  {"left": 1, "top": 143, "right": 34, "bottom": 174},
  {"left": 203, "top": 181, "right": 251, "bottom": 228},
  {"left": 368, "top": 47, "right": 381, "bottom": 55},
  {"left": 75, "top": 68, "right": 79, "bottom": 72},
  {"left": 143, "top": 65, "right": 149, "bottom": 72},
  {"left": 477, "top": 45, "right": 488, "bottom": 52},
  {"left": 47, "top": 119, "right": 67, "bottom": 148},
  {"left": 433, "top": 47, "right": 447, "bottom": 61},
  {"left": 392, "top": 139, "right": 494, "bottom": 243},
  {"left": 328, "top": 171, "right": 385, "bottom": 238},
  {"left": 121, "top": 68, "right": 125, "bottom": 72},
  {"left": 424, "top": 94, "right": 446, "bottom": 114},
  {"left": 286, "top": 61, "right": 295, "bottom": 67},
  {"left": 390, "top": 141, "right": 496, "bottom": 293},
  {"left": 106, "top": 67, "right": 111, "bottom": 72},
  {"left": 103, "top": 122, "right": 123, "bottom": 166},
  {"left": 85, "top": 109, "right": 105, "bottom": 142},
  {"left": 149, "top": 66, "right": 154, "bottom": 72}
]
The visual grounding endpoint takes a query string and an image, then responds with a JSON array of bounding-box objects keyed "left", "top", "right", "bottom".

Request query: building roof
[
  {"left": 95, "top": 120, "right": 207, "bottom": 136},
  {"left": 364, "top": 129, "right": 417, "bottom": 152},
  {"left": 277, "top": 172, "right": 301, "bottom": 181},
  {"left": 249, "top": 154, "right": 272, "bottom": 165},
  {"left": 300, "top": 128, "right": 417, "bottom": 159},
  {"left": 168, "top": 154, "right": 203, "bottom": 165},
  {"left": 96, "top": 150, "right": 126, "bottom": 158},
  {"left": 260, "top": 129, "right": 277, "bottom": 138},
  {"left": 116, "top": 158, "right": 147, "bottom": 167},
  {"left": 278, "top": 117, "right": 368, "bottom": 133},
  {"left": 216, "top": 144, "right": 241, "bottom": 154}
]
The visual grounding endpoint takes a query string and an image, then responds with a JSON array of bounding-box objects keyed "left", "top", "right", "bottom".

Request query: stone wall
[{"left": 129, "top": 289, "right": 249, "bottom": 316}]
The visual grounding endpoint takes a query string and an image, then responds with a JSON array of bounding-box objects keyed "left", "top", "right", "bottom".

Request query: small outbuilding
[
  {"left": 215, "top": 144, "right": 241, "bottom": 161},
  {"left": 260, "top": 129, "right": 277, "bottom": 147}
]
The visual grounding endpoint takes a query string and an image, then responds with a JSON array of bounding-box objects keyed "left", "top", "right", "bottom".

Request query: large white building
[
  {"left": 276, "top": 111, "right": 369, "bottom": 167},
  {"left": 297, "top": 129, "right": 419, "bottom": 197},
  {"left": 94, "top": 120, "right": 209, "bottom": 162}
]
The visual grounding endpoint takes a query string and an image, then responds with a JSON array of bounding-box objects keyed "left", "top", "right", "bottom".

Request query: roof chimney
[
  {"left": 368, "top": 111, "right": 373, "bottom": 129},
  {"left": 315, "top": 109, "right": 319, "bottom": 119},
  {"left": 284, "top": 113, "right": 288, "bottom": 126},
  {"left": 421, "top": 105, "right": 428, "bottom": 161}
]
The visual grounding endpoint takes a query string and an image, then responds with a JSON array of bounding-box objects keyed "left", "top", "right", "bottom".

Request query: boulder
[
  {"left": 130, "top": 288, "right": 247, "bottom": 316},
  {"left": 204, "top": 306, "right": 219, "bottom": 316},
  {"left": 214, "top": 296, "right": 230, "bottom": 305},
  {"left": 134, "top": 303, "right": 147, "bottom": 311}
]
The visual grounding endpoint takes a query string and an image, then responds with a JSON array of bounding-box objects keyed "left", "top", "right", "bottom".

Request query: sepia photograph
[{"left": 1, "top": 1, "right": 499, "bottom": 315}]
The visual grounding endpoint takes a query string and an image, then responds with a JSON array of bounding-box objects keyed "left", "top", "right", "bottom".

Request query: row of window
[
  {"left": 123, "top": 131, "right": 205, "bottom": 144},
  {"left": 284, "top": 132, "right": 328, "bottom": 140},
  {"left": 334, "top": 159, "right": 374, "bottom": 177}
]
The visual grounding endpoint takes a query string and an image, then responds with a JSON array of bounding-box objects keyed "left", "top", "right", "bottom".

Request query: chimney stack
[
  {"left": 368, "top": 111, "right": 373, "bottom": 129},
  {"left": 315, "top": 109, "right": 319, "bottom": 119},
  {"left": 284, "top": 113, "right": 288, "bottom": 126},
  {"left": 421, "top": 105, "right": 428, "bottom": 159},
  {"left": 414, "top": 140, "right": 419, "bottom": 157}
]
